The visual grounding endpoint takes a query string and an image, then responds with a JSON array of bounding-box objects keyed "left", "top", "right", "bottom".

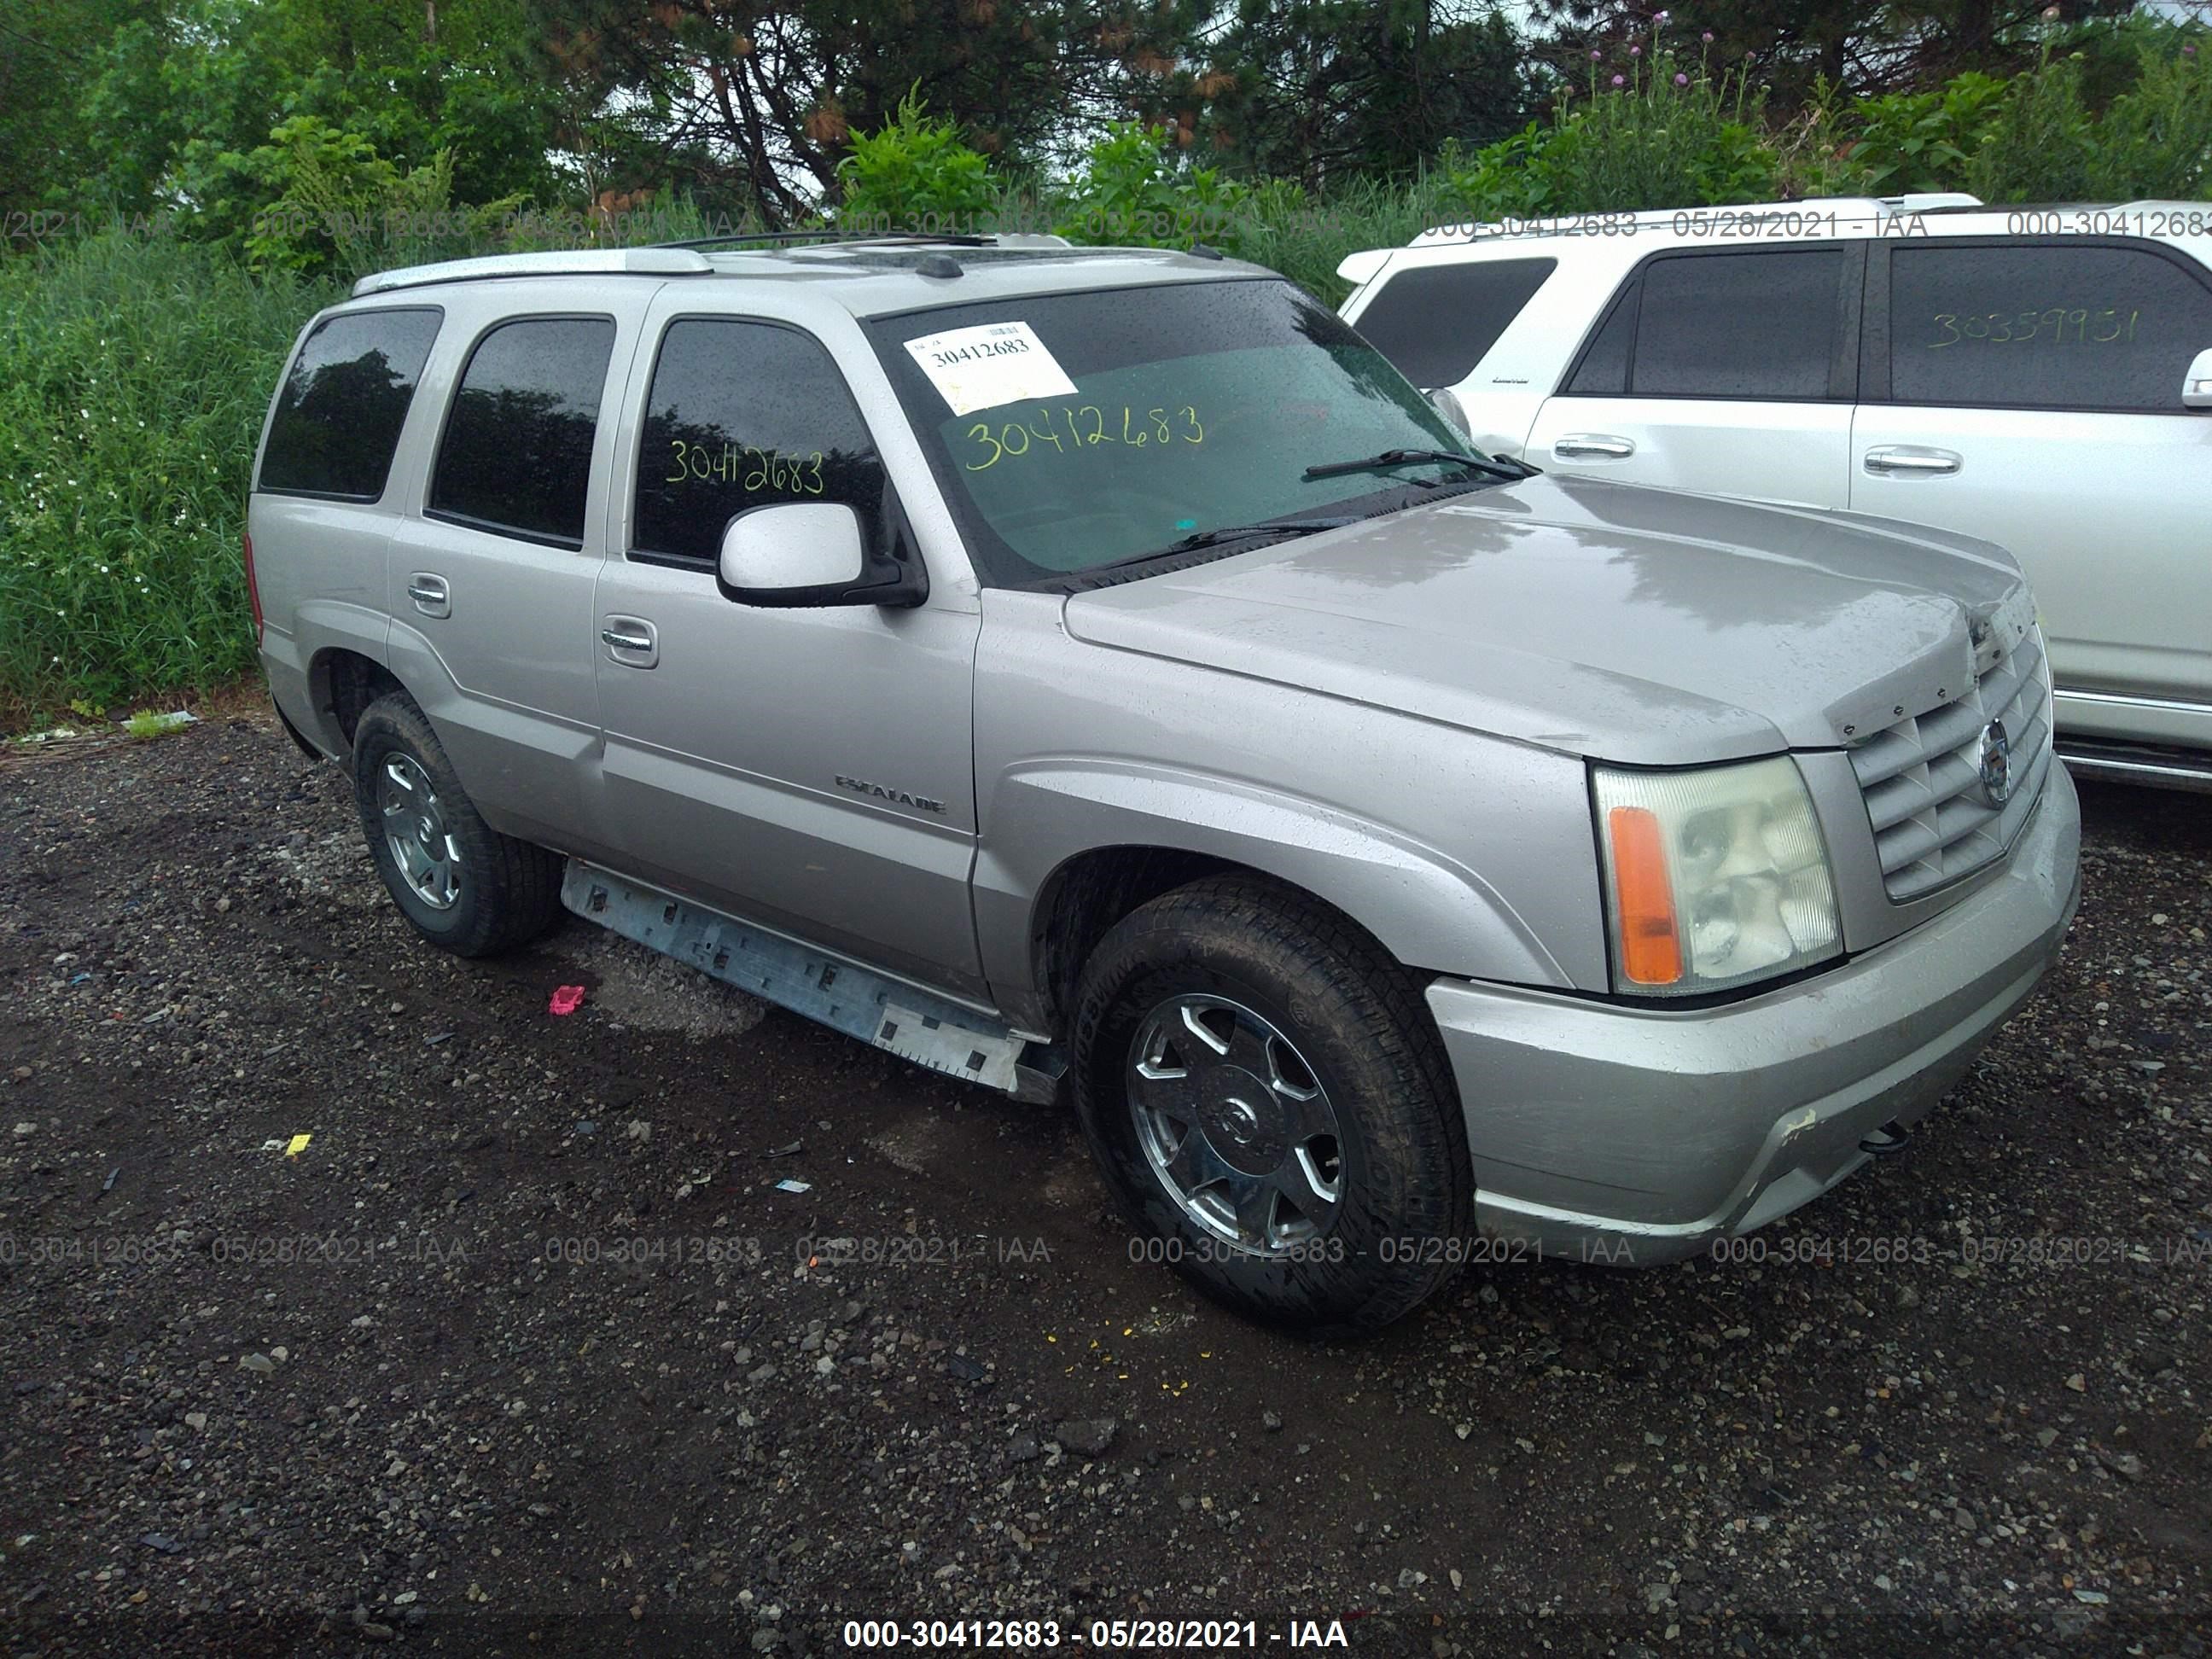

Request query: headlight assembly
[{"left": 1593, "top": 756, "right": 1842, "bottom": 997}]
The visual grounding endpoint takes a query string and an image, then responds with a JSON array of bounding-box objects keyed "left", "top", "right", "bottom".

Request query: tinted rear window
[
  {"left": 428, "top": 317, "right": 616, "bottom": 546},
  {"left": 259, "top": 309, "right": 442, "bottom": 499},
  {"left": 1886, "top": 242, "right": 2212, "bottom": 412},
  {"left": 1353, "top": 259, "right": 1557, "bottom": 388},
  {"left": 1632, "top": 249, "right": 1848, "bottom": 399}
]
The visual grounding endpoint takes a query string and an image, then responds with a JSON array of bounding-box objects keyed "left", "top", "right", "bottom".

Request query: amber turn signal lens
[{"left": 1607, "top": 805, "right": 1684, "bottom": 985}]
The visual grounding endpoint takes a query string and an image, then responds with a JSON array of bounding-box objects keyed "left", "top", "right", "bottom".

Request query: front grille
[{"left": 1849, "top": 625, "right": 2052, "bottom": 902}]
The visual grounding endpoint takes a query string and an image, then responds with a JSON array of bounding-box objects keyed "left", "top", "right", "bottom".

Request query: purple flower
[
  {"left": 1674, "top": 71, "right": 1689, "bottom": 84},
  {"left": 1591, "top": 46, "right": 1602, "bottom": 59},
  {"left": 2186, "top": 43, "right": 2198, "bottom": 55},
  {"left": 1654, "top": 9, "right": 1670, "bottom": 21},
  {"left": 1630, "top": 43, "right": 1641, "bottom": 55},
  {"left": 1611, "top": 73, "right": 1626, "bottom": 85},
  {"left": 1702, "top": 30, "right": 1714, "bottom": 43}
]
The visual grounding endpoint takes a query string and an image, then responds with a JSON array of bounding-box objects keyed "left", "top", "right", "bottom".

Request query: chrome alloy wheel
[
  {"left": 379, "top": 753, "right": 462, "bottom": 911},
  {"left": 1127, "top": 994, "right": 1344, "bottom": 1254}
]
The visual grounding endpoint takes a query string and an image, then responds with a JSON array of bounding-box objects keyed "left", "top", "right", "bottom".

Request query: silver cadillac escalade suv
[{"left": 247, "top": 236, "right": 2080, "bottom": 1330}]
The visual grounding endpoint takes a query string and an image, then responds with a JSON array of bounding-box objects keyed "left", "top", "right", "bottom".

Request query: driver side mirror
[
  {"left": 715, "top": 502, "right": 926, "bottom": 608},
  {"left": 2185, "top": 346, "right": 2212, "bottom": 410}
]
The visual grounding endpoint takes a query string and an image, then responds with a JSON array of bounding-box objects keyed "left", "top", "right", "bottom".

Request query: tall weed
[{"left": 0, "top": 232, "right": 330, "bottom": 704}]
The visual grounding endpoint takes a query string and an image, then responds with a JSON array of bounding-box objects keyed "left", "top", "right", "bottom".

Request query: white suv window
[
  {"left": 1883, "top": 242, "right": 2212, "bottom": 414},
  {"left": 1352, "top": 258, "right": 1556, "bottom": 390},
  {"left": 1624, "top": 248, "right": 1852, "bottom": 400}
]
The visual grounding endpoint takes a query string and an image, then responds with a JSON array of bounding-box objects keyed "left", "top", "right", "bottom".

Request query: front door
[
  {"left": 590, "top": 306, "right": 985, "bottom": 997},
  {"left": 1526, "top": 244, "right": 1863, "bottom": 509}
]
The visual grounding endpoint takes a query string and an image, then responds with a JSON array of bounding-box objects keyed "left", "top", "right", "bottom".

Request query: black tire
[
  {"left": 1070, "top": 875, "right": 1474, "bottom": 1333},
  {"left": 350, "top": 692, "right": 563, "bottom": 958}
]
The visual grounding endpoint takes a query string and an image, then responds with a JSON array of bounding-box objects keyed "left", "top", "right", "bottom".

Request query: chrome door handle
[
  {"left": 1863, "top": 446, "right": 1960, "bottom": 476},
  {"left": 600, "top": 615, "right": 659, "bottom": 668},
  {"left": 1552, "top": 434, "right": 1636, "bottom": 459},
  {"left": 406, "top": 573, "right": 450, "bottom": 617}
]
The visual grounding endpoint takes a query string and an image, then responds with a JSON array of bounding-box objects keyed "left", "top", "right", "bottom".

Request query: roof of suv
[{"left": 349, "top": 237, "right": 1260, "bottom": 317}]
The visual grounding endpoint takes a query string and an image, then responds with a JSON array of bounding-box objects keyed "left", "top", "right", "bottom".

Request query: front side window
[
  {"left": 632, "top": 319, "right": 886, "bottom": 565},
  {"left": 1886, "top": 242, "right": 2212, "bottom": 412},
  {"left": 1353, "top": 258, "right": 1557, "bottom": 389},
  {"left": 428, "top": 317, "right": 616, "bottom": 546},
  {"left": 1630, "top": 249, "right": 1848, "bottom": 399},
  {"left": 258, "top": 308, "right": 442, "bottom": 499},
  {"left": 864, "top": 279, "right": 1475, "bottom": 585}
]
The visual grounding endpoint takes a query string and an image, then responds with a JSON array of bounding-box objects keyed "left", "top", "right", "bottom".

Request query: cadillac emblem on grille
[{"left": 1978, "top": 718, "right": 2012, "bottom": 806}]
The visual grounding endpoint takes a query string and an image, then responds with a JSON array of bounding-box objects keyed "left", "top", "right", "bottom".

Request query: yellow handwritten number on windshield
[{"left": 963, "top": 405, "right": 1204, "bottom": 471}]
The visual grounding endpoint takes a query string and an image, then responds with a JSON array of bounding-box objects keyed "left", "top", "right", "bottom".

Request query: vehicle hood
[{"left": 1061, "top": 475, "right": 2032, "bottom": 765}]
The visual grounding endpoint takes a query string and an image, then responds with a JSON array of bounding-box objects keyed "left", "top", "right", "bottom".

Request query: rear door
[
  {"left": 383, "top": 295, "right": 637, "bottom": 857},
  {"left": 588, "top": 300, "right": 986, "bottom": 996},
  {"left": 1851, "top": 237, "right": 2212, "bottom": 740},
  {"left": 1527, "top": 245, "right": 1863, "bottom": 507}
]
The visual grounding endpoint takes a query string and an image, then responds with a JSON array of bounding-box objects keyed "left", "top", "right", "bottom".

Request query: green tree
[
  {"left": 0, "top": 0, "right": 164, "bottom": 220},
  {"left": 1189, "top": 0, "right": 1529, "bottom": 189},
  {"left": 520, "top": 0, "right": 1211, "bottom": 225},
  {"left": 65, "top": 0, "right": 567, "bottom": 231},
  {"left": 1525, "top": 0, "right": 2138, "bottom": 106}
]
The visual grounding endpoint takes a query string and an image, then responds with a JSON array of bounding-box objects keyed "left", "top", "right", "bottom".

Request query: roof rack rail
[
  {"left": 349, "top": 230, "right": 1085, "bottom": 297},
  {"left": 352, "top": 246, "right": 713, "bottom": 297},
  {"left": 660, "top": 230, "right": 997, "bottom": 250}
]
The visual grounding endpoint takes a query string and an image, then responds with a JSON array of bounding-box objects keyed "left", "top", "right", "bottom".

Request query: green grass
[{"left": 0, "top": 232, "right": 336, "bottom": 706}]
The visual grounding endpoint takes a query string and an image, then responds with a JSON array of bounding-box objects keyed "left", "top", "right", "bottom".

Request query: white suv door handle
[
  {"left": 1863, "top": 445, "right": 1961, "bottom": 476},
  {"left": 1552, "top": 434, "right": 1636, "bottom": 460},
  {"left": 405, "top": 573, "right": 451, "bottom": 618},
  {"left": 600, "top": 616, "right": 659, "bottom": 668}
]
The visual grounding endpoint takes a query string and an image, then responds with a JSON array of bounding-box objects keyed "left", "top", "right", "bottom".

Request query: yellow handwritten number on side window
[
  {"left": 1928, "top": 309, "right": 2139, "bottom": 349},
  {"left": 667, "top": 439, "right": 826, "bottom": 493}
]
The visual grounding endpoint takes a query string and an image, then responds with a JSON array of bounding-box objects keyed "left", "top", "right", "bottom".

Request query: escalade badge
[
  {"left": 1978, "top": 719, "right": 2011, "bottom": 806},
  {"left": 835, "top": 774, "right": 946, "bottom": 813}
]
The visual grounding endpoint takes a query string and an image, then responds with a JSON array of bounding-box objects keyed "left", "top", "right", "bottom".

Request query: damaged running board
[{"left": 560, "top": 860, "right": 1064, "bottom": 1103}]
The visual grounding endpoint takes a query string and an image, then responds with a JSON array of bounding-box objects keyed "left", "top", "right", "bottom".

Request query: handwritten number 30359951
[{"left": 1928, "top": 308, "right": 2139, "bottom": 348}]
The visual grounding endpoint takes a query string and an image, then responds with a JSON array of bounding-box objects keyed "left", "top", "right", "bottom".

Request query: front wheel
[
  {"left": 1070, "top": 876, "right": 1474, "bottom": 1332},
  {"left": 350, "top": 692, "right": 563, "bottom": 958}
]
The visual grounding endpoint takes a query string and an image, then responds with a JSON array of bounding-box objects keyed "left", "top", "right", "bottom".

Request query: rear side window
[
  {"left": 1885, "top": 242, "right": 2212, "bottom": 412},
  {"left": 258, "top": 308, "right": 442, "bottom": 499},
  {"left": 1630, "top": 249, "right": 1848, "bottom": 399},
  {"left": 1351, "top": 259, "right": 1557, "bottom": 388},
  {"left": 632, "top": 319, "right": 885, "bottom": 565},
  {"left": 428, "top": 317, "right": 617, "bottom": 547}
]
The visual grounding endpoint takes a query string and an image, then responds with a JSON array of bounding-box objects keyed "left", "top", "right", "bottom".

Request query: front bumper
[{"left": 1427, "top": 765, "right": 2081, "bottom": 1266}]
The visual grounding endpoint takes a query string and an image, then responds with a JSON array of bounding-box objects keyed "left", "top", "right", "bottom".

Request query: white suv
[{"left": 1338, "top": 196, "right": 2212, "bottom": 788}]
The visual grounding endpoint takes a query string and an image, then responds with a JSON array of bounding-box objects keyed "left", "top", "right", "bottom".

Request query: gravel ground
[{"left": 0, "top": 714, "right": 2206, "bottom": 1658}]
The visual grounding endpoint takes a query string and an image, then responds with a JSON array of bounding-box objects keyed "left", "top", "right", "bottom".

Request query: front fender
[{"left": 973, "top": 760, "right": 1580, "bottom": 1029}]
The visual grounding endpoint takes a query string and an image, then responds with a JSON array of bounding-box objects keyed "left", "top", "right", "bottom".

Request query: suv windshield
[{"left": 865, "top": 278, "right": 1486, "bottom": 585}]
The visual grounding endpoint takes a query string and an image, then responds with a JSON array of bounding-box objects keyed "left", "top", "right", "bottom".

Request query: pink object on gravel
[{"left": 548, "top": 985, "right": 586, "bottom": 1016}]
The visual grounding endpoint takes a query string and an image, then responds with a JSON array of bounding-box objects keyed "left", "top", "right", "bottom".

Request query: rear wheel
[
  {"left": 350, "top": 693, "right": 563, "bottom": 957},
  {"left": 1071, "top": 876, "right": 1474, "bottom": 1332}
]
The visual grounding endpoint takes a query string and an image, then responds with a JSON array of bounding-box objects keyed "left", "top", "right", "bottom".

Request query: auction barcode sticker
[{"left": 903, "top": 320, "right": 1077, "bottom": 416}]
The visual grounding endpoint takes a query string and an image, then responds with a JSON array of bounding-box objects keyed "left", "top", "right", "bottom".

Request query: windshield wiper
[
  {"left": 1301, "top": 447, "right": 1537, "bottom": 483},
  {"left": 1156, "top": 517, "right": 1359, "bottom": 556}
]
